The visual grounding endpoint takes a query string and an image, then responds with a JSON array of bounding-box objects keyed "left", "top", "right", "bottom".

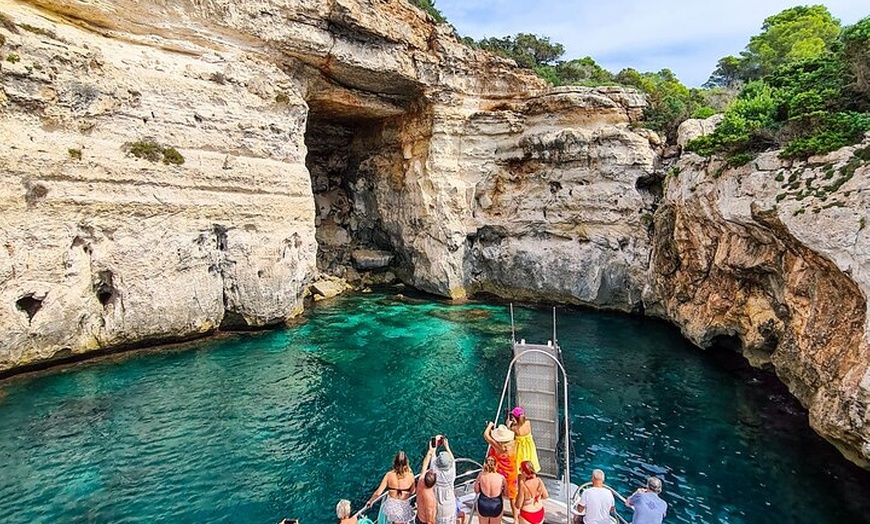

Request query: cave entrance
[
  {"left": 299, "top": 66, "right": 427, "bottom": 284},
  {"left": 304, "top": 112, "right": 398, "bottom": 280}
]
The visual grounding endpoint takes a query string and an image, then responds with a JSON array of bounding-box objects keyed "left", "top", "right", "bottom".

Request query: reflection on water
[{"left": 0, "top": 292, "right": 868, "bottom": 524}]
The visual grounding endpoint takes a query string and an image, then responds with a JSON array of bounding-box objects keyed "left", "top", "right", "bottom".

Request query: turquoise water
[{"left": 0, "top": 292, "right": 868, "bottom": 524}]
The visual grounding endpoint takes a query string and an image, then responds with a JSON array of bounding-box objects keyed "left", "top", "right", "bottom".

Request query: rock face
[
  {"left": 0, "top": 1, "right": 319, "bottom": 370},
  {"left": 0, "top": 0, "right": 868, "bottom": 469},
  {"left": 648, "top": 142, "right": 870, "bottom": 468}
]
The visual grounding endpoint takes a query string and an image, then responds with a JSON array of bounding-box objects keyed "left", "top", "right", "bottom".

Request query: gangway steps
[{"left": 513, "top": 341, "right": 560, "bottom": 478}]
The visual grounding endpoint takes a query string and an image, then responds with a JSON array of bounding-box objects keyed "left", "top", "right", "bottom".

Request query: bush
[
  {"left": 68, "top": 148, "right": 82, "bottom": 160},
  {"left": 693, "top": 12, "right": 870, "bottom": 162},
  {"left": 686, "top": 80, "right": 777, "bottom": 157},
  {"left": 5, "top": 53, "right": 20, "bottom": 63},
  {"left": 780, "top": 112, "right": 870, "bottom": 158},
  {"left": 162, "top": 146, "right": 185, "bottom": 165},
  {"left": 691, "top": 107, "right": 718, "bottom": 119},
  {"left": 125, "top": 140, "right": 185, "bottom": 165},
  {"left": 841, "top": 16, "right": 870, "bottom": 101}
]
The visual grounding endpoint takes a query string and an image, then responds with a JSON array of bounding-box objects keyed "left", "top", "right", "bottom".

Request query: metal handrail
[
  {"left": 571, "top": 482, "right": 630, "bottom": 524},
  {"left": 492, "top": 346, "right": 572, "bottom": 524}
]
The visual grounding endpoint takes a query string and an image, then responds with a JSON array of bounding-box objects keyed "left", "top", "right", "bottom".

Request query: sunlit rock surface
[
  {"left": 0, "top": 0, "right": 868, "bottom": 469},
  {"left": 649, "top": 140, "right": 870, "bottom": 467}
]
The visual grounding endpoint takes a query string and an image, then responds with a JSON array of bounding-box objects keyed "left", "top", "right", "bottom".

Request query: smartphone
[{"left": 430, "top": 436, "right": 438, "bottom": 447}]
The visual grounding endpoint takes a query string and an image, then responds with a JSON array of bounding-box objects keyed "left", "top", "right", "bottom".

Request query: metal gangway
[
  {"left": 488, "top": 304, "right": 572, "bottom": 522},
  {"left": 354, "top": 304, "right": 632, "bottom": 524},
  {"left": 509, "top": 305, "right": 561, "bottom": 478}
]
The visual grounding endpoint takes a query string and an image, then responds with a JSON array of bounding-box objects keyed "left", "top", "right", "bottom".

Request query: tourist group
[{"left": 327, "top": 406, "right": 667, "bottom": 524}]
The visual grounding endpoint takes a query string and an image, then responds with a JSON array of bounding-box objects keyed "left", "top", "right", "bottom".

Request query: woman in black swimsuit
[
  {"left": 474, "top": 456, "right": 505, "bottom": 524},
  {"left": 367, "top": 451, "right": 416, "bottom": 524}
]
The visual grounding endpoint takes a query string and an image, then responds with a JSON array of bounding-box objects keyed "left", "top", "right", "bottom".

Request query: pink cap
[{"left": 511, "top": 406, "right": 524, "bottom": 417}]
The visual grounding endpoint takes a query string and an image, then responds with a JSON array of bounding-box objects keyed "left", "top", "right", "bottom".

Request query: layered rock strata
[
  {"left": 649, "top": 138, "right": 870, "bottom": 467},
  {"left": 0, "top": 0, "right": 868, "bottom": 469}
]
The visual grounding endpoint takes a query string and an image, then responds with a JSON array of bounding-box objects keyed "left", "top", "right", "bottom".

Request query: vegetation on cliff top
[
  {"left": 462, "top": 32, "right": 724, "bottom": 142},
  {"left": 408, "top": 0, "right": 446, "bottom": 23},
  {"left": 408, "top": 2, "right": 870, "bottom": 158},
  {"left": 688, "top": 8, "right": 870, "bottom": 163}
]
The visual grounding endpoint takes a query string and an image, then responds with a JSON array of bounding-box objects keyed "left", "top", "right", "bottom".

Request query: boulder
[
  {"left": 676, "top": 114, "right": 724, "bottom": 150},
  {"left": 352, "top": 249, "right": 393, "bottom": 270}
]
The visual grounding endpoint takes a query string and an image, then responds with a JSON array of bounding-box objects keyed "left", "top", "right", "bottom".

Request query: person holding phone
[
  {"left": 429, "top": 435, "right": 456, "bottom": 524},
  {"left": 416, "top": 439, "right": 438, "bottom": 524}
]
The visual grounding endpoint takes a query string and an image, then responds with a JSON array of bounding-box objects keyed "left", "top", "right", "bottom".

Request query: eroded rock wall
[
  {"left": 1, "top": 0, "right": 868, "bottom": 470},
  {"left": 649, "top": 143, "right": 870, "bottom": 467},
  {"left": 0, "top": 0, "right": 547, "bottom": 370},
  {"left": 356, "top": 84, "right": 660, "bottom": 304},
  {"left": 0, "top": 0, "right": 318, "bottom": 370}
]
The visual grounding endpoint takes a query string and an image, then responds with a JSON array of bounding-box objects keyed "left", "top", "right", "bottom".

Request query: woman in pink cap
[{"left": 508, "top": 406, "right": 540, "bottom": 474}]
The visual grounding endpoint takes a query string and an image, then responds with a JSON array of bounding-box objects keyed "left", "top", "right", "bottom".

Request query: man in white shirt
[{"left": 576, "top": 469, "right": 615, "bottom": 524}]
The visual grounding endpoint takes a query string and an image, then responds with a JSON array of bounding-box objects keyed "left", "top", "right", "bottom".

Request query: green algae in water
[{"left": 0, "top": 293, "right": 868, "bottom": 524}]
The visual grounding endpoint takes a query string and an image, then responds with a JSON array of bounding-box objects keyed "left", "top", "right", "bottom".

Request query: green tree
[
  {"left": 476, "top": 33, "right": 564, "bottom": 69},
  {"left": 742, "top": 5, "right": 841, "bottom": 78},
  {"left": 841, "top": 16, "right": 870, "bottom": 101},
  {"left": 514, "top": 33, "right": 564, "bottom": 67},
  {"left": 687, "top": 80, "right": 778, "bottom": 159},
  {"left": 704, "top": 55, "right": 745, "bottom": 88},
  {"left": 614, "top": 68, "right": 711, "bottom": 141},
  {"left": 554, "top": 57, "right": 614, "bottom": 85}
]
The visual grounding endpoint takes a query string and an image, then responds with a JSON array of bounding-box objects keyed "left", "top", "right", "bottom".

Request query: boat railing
[
  {"left": 352, "top": 458, "right": 483, "bottom": 520},
  {"left": 571, "top": 482, "right": 630, "bottom": 524}
]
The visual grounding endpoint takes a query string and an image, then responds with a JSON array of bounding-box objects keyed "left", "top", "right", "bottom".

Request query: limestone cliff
[
  {"left": 648, "top": 136, "right": 870, "bottom": 467},
  {"left": 1, "top": 0, "right": 868, "bottom": 469}
]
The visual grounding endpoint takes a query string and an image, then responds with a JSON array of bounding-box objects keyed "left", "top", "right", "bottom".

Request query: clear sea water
[{"left": 0, "top": 292, "right": 868, "bottom": 524}]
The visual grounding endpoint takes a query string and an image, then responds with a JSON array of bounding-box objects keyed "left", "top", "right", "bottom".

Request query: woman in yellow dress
[{"left": 508, "top": 406, "right": 540, "bottom": 473}]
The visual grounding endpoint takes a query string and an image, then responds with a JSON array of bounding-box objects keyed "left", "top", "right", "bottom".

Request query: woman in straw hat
[
  {"left": 483, "top": 421, "right": 518, "bottom": 518},
  {"left": 508, "top": 406, "right": 540, "bottom": 475}
]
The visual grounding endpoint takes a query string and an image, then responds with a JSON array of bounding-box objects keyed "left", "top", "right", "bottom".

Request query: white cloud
[{"left": 436, "top": 0, "right": 868, "bottom": 86}]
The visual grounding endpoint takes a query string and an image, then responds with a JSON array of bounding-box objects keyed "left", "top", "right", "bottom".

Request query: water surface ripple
[{"left": 0, "top": 293, "right": 868, "bottom": 524}]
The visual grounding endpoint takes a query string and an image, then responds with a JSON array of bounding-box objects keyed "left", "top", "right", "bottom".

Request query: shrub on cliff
[
  {"left": 688, "top": 12, "right": 870, "bottom": 163},
  {"left": 614, "top": 68, "right": 719, "bottom": 142},
  {"left": 705, "top": 5, "right": 843, "bottom": 87},
  {"left": 408, "top": 0, "right": 445, "bottom": 23},
  {"left": 125, "top": 140, "right": 185, "bottom": 165}
]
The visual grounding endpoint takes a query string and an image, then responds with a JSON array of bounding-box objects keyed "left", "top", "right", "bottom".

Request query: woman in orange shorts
[{"left": 483, "top": 422, "right": 518, "bottom": 518}]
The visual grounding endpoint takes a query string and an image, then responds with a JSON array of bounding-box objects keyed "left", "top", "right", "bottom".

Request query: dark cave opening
[
  {"left": 704, "top": 332, "right": 753, "bottom": 373},
  {"left": 93, "top": 270, "right": 116, "bottom": 307},
  {"left": 16, "top": 294, "right": 43, "bottom": 321},
  {"left": 706, "top": 333, "right": 744, "bottom": 353},
  {"left": 304, "top": 114, "right": 398, "bottom": 278}
]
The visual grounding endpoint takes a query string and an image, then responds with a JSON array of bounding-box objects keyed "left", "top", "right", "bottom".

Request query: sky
[{"left": 434, "top": 0, "right": 869, "bottom": 87}]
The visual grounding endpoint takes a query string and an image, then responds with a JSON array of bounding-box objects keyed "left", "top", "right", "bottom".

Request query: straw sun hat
[{"left": 491, "top": 424, "right": 514, "bottom": 443}]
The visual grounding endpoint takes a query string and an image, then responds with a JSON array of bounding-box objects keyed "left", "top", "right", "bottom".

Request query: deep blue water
[{"left": 0, "top": 292, "right": 868, "bottom": 524}]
